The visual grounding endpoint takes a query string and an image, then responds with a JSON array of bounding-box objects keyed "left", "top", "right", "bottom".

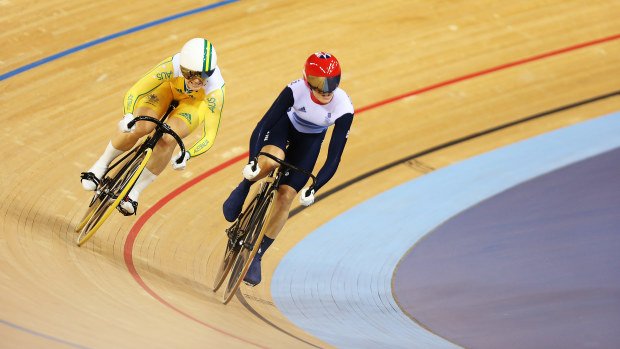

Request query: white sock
[
  {"left": 128, "top": 167, "right": 157, "bottom": 202},
  {"left": 88, "top": 141, "right": 124, "bottom": 178},
  {"left": 96, "top": 141, "right": 124, "bottom": 168}
]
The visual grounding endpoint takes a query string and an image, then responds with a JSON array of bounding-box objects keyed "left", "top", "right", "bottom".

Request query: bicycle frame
[
  {"left": 76, "top": 110, "right": 186, "bottom": 245},
  {"left": 214, "top": 151, "right": 317, "bottom": 302},
  {"left": 228, "top": 152, "right": 316, "bottom": 242},
  {"left": 254, "top": 151, "right": 317, "bottom": 193},
  {"left": 104, "top": 113, "right": 186, "bottom": 178}
]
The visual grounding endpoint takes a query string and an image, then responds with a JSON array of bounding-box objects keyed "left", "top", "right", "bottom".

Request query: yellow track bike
[
  {"left": 212, "top": 152, "right": 316, "bottom": 304},
  {"left": 75, "top": 113, "right": 186, "bottom": 246}
]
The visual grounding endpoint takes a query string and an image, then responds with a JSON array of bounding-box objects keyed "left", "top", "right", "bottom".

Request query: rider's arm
[
  {"left": 314, "top": 113, "right": 354, "bottom": 192},
  {"left": 187, "top": 86, "right": 226, "bottom": 157},
  {"left": 123, "top": 57, "right": 173, "bottom": 114},
  {"left": 248, "top": 86, "right": 294, "bottom": 159}
]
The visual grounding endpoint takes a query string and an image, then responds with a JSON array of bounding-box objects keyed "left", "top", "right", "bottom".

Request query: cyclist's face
[
  {"left": 181, "top": 66, "right": 215, "bottom": 91},
  {"left": 185, "top": 77, "right": 204, "bottom": 91},
  {"left": 311, "top": 88, "right": 334, "bottom": 104}
]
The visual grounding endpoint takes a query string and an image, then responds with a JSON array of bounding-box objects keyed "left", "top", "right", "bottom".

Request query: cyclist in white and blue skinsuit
[{"left": 223, "top": 52, "right": 354, "bottom": 286}]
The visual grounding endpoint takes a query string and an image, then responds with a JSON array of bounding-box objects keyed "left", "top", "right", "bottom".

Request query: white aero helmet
[{"left": 179, "top": 38, "right": 218, "bottom": 82}]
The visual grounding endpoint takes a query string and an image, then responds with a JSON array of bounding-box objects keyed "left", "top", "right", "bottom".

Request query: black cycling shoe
[
  {"left": 243, "top": 255, "right": 262, "bottom": 287},
  {"left": 222, "top": 181, "right": 251, "bottom": 222}
]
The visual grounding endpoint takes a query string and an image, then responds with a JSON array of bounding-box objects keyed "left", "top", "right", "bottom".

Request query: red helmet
[{"left": 304, "top": 52, "right": 341, "bottom": 93}]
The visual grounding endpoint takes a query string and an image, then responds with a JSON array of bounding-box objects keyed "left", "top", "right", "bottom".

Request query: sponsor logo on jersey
[
  {"left": 193, "top": 140, "right": 209, "bottom": 152},
  {"left": 263, "top": 131, "right": 270, "bottom": 142},
  {"left": 126, "top": 94, "right": 134, "bottom": 110},
  {"left": 207, "top": 97, "right": 217, "bottom": 113},
  {"left": 156, "top": 72, "right": 172, "bottom": 80},
  {"left": 145, "top": 93, "right": 159, "bottom": 107},
  {"left": 180, "top": 112, "right": 192, "bottom": 123}
]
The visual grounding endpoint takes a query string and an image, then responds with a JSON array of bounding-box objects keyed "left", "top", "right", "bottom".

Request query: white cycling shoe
[
  {"left": 81, "top": 163, "right": 108, "bottom": 191},
  {"left": 117, "top": 195, "right": 138, "bottom": 216},
  {"left": 117, "top": 188, "right": 139, "bottom": 216}
]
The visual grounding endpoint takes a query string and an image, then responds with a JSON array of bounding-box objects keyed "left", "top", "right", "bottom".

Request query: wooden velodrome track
[{"left": 2, "top": 1, "right": 619, "bottom": 348}]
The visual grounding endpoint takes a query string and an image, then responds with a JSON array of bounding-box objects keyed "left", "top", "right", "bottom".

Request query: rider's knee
[
  {"left": 258, "top": 157, "right": 279, "bottom": 173},
  {"left": 132, "top": 122, "right": 154, "bottom": 137},
  {"left": 159, "top": 133, "right": 178, "bottom": 149},
  {"left": 277, "top": 186, "right": 297, "bottom": 204}
]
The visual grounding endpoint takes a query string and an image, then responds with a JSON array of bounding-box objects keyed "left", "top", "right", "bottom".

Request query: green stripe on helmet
[
  {"left": 203, "top": 39, "right": 214, "bottom": 72},
  {"left": 203, "top": 39, "right": 208, "bottom": 72},
  {"left": 207, "top": 41, "right": 213, "bottom": 71}
]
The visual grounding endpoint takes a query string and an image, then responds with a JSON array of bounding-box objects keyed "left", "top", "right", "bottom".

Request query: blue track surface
[{"left": 271, "top": 112, "right": 620, "bottom": 348}]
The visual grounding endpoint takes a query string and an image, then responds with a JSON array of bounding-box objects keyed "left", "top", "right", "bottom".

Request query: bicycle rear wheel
[
  {"left": 222, "top": 185, "right": 276, "bottom": 304},
  {"left": 76, "top": 149, "right": 151, "bottom": 246},
  {"left": 212, "top": 195, "right": 259, "bottom": 292}
]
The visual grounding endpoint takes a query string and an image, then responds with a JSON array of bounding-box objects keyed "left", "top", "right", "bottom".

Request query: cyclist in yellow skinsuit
[{"left": 81, "top": 38, "right": 225, "bottom": 215}]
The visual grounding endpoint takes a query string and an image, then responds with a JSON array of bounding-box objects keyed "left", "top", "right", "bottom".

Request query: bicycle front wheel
[
  {"left": 212, "top": 195, "right": 260, "bottom": 292},
  {"left": 75, "top": 191, "right": 105, "bottom": 233},
  {"left": 222, "top": 187, "right": 276, "bottom": 304},
  {"left": 76, "top": 149, "right": 151, "bottom": 246}
]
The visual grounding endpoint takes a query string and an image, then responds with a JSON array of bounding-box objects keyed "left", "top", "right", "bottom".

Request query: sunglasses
[
  {"left": 181, "top": 66, "right": 215, "bottom": 84},
  {"left": 306, "top": 75, "right": 340, "bottom": 94}
]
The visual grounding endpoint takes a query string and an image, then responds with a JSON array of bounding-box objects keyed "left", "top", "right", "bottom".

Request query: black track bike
[
  {"left": 75, "top": 111, "right": 186, "bottom": 246},
  {"left": 212, "top": 152, "right": 316, "bottom": 304}
]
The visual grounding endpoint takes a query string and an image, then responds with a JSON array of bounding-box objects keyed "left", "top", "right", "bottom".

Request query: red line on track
[
  {"left": 122, "top": 33, "right": 620, "bottom": 343},
  {"left": 122, "top": 153, "right": 269, "bottom": 348}
]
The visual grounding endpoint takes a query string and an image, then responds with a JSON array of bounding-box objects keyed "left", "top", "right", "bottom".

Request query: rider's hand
[
  {"left": 299, "top": 187, "right": 315, "bottom": 206},
  {"left": 171, "top": 151, "right": 190, "bottom": 170},
  {"left": 242, "top": 160, "right": 260, "bottom": 180},
  {"left": 118, "top": 113, "right": 136, "bottom": 133}
]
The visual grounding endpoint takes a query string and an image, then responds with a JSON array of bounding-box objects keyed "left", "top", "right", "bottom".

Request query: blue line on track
[
  {"left": 1, "top": 319, "right": 92, "bottom": 349},
  {"left": 0, "top": 0, "right": 238, "bottom": 81}
]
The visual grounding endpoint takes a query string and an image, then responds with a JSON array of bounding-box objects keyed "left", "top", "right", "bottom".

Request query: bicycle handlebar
[
  {"left": 255, "top": 151, "right": 317, "bottom": 194},
  {"left": 128, "top": 116, "right": 187, "bottom": 164}
]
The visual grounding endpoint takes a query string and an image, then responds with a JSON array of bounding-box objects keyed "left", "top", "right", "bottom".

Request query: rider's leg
[
  {"left": 223, "top": 145, "right": 285, "bottom": 222},
  {"left": 110, "top": 107, "right": 158, "bottom": 151},
  {"left": 244, "top": 129, "right": 324, "bottom": 286},
  {"left": 83, "top": 80, "right": 173, "bottom": 191},
  {"left": 243, "top": 184, "right": 296, "bottom": 286},
  {"left": 224, "top": 108, "right": 291, "bottom": 221},
  {"left": 253, "top": 145, "right": 286, "bottom": 180},
  {"left": 119, "top": 115, "right": 190, "bottom": 214},
  {"left": 264, "top": 184, "right": 297, "bottom": 240},
  {"left": 81, "top": 106, "right": 157, "bottom": 190}
]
